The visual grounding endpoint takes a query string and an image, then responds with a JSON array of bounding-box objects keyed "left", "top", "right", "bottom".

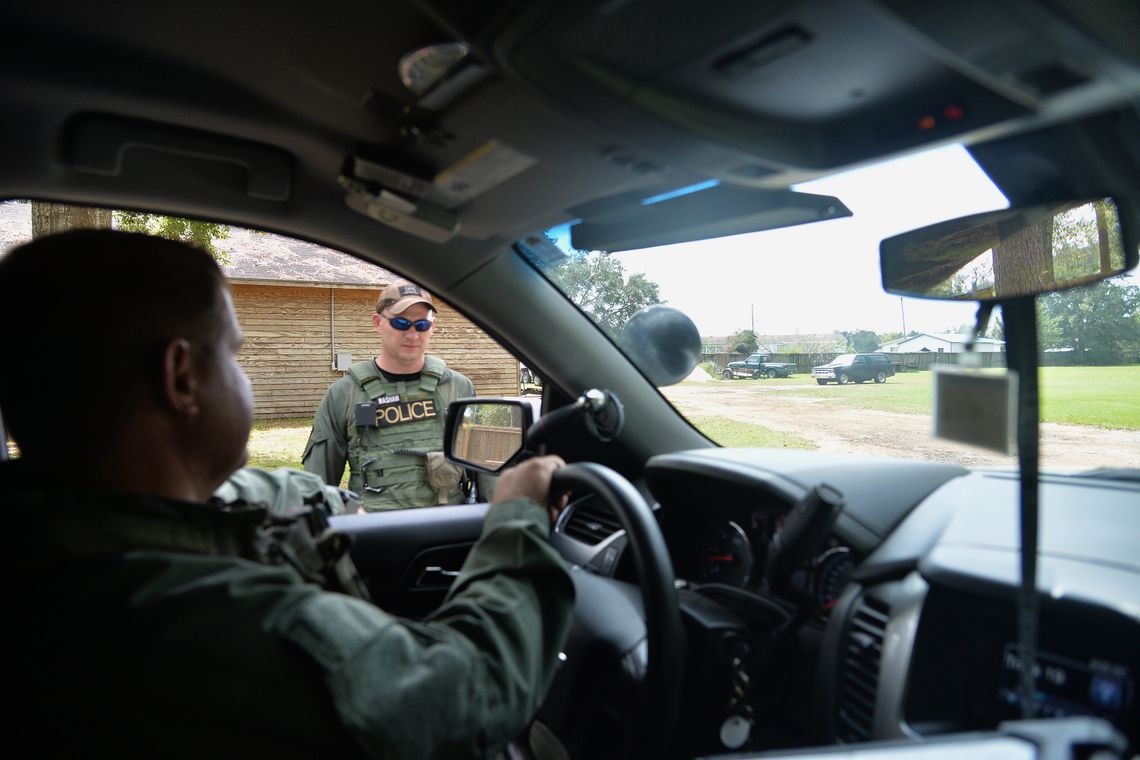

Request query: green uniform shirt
[{"left": 11, "top": 489, "right": 574, "bottom": 759}]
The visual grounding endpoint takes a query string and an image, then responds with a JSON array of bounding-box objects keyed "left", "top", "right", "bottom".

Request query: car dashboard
[{"left": 550, "top": 449, "right": 1140, "bottom": 755}]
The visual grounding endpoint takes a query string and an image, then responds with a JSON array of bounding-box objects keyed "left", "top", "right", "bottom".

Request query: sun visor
[{"left": 569, "top": 184, "right": 850, "bottom": 252}]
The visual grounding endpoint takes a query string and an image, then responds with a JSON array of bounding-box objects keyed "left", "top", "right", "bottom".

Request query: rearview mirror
[
  {"left": 880, "top": 197, "right": 1135, "bottom": 300},
  {"left": 443, "top": 399, "right": 535, "bottom": 474}
]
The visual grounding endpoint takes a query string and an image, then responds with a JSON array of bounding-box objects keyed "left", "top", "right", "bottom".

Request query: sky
[{"left": 548, "top": 145, "right": 1138, "bottom": 339}]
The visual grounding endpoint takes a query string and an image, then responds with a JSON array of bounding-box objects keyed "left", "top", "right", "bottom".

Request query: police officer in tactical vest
[{"left": 302, "top": 280, "right": 492, "bottom": 510}]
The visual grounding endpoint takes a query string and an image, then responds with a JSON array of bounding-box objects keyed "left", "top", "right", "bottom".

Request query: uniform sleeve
[
  {"left": 274, "top": 497, "right": 574, "bottom": 760},
  {"left": 302, "top": 381, "right": 350, "bottom": 489},
  {"left": 474, "top": 471, "right": 497, "bottom": 502}
]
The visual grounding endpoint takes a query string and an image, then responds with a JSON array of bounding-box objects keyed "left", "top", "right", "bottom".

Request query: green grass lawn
[
  {"left": 243, "top": 413, "right": 817, "bottom": 471},
  {"left": 243, "top": 365, "right": 1138, "bottom": 469},
  {"left": 687, "top": 416, "right": 816, "bottom": 449},
  {"left": 772, "top": 366, "right": 1140, "bottom": 429},
  {"left": 776, "top": 372, "right": 936, "bottom": 415},
  {"left": 246, "top": 418, "right": 312, "bottom": 471},
  {"left": 1038, "top": 366, "right": 1140, "bottom": 429}
]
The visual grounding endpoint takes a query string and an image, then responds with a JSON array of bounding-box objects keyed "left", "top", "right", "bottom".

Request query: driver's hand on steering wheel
[{"left": 492, "top": 455, "right": 570, "bottom": 526}]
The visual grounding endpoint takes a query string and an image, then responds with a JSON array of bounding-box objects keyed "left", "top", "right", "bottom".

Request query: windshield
[{"left": 531, "top": 145, "right": 1140, "bottom": 472}]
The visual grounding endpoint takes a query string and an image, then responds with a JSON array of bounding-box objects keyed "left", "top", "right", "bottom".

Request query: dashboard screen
[
  {"left": 904, "top": 585, "right": 1140, "bottom": 746},
  {"left": 998, "top": 644, "right": 1133, "bottom": 723}
]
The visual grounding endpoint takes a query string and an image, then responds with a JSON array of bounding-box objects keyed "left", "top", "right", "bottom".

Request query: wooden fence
[
  {"left": 703, "top": 349, "right": 1138, "bottom": 373},
  {"left": 1038, "top": 349, "right": 1139, "bottom": 366},
  {"left": 453, "top": 425, "right": 522, "bottom": 469}
]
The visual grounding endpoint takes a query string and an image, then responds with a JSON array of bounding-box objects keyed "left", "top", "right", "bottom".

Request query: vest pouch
[
  {"left": 425, "top": 452, "right": 462, "bottom": 505},
  {"left": 354, "top": 402, "right": 378, "bottom": 427}
]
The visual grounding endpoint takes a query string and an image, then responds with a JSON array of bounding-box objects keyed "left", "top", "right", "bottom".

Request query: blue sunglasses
[{"left": 382, "top": 314, "right": 434, "bottom": 332}]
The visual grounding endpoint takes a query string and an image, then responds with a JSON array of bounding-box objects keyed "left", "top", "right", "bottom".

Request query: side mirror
[
  {"left": 444, "top": 398, "right": 536, "bottom": 474},
  {"left": 880, "top": 197, "right": 1135, "bottom": 300}
]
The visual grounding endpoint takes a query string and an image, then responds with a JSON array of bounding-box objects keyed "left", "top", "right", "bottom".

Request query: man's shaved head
[{"left": 0, "top": 229, "right": 228, "bottom": 458}]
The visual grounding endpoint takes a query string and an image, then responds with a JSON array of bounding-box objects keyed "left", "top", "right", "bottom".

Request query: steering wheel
[{"left": 546, "top": 462, "right": 685, "bottom": 760}]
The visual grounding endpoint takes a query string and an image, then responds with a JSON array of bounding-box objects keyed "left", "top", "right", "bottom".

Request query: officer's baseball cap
[{"left": 377, "top": 280, "right": 435, "bottom": 314}]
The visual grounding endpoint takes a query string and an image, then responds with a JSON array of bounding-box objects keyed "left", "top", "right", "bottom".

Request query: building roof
[
  {"left": 701, "top": 332, "right": 844, "bottom": 346},
  {"left": 218, "top": 226, "right": 392, "bottom": 286},
  {"left": 0, "top": 201, "right": 393, "bottom": 287},
  {"left": 763, "top": 332, "right": 845, "bottom": 345},
  {"left": 879, "top": 332, "right": 1004, "bottom": 347}
]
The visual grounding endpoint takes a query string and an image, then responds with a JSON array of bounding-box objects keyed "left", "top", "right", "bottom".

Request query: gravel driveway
[{"left": 661, "top": 381, "right": 1139, "bottom": 470}]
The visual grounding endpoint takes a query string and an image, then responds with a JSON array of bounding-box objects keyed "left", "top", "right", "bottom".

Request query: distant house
[
  {"left": 761, "top": 333, "right": 846, "bottom": 353},
  {"left": 701, "top": 337, "right": 728, "bottom": 353},
  {"left": 0, "top": 202, "right": 519, "bottom": 419},
  {"left": 701, "top": 332, "right": 846, "bottom": 355},
  {"left": 879, "top": 333, "right": 1005, "bottom": 353}
]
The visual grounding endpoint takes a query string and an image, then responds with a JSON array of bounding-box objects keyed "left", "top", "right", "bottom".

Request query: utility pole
[
  {"left": 751, "top": 304, "right": 755, "bottom": 333},
  {"left": 899, "top": 297, "right": 907, "bottom": 336}
]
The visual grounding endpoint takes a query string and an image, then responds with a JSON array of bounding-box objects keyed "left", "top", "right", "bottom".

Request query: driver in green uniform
[
  {"left": 2, "top": 230, "right": 574, "bottom": 759},
  {"left": 302, "top": 279, "right": 492, "bottom": 510}
]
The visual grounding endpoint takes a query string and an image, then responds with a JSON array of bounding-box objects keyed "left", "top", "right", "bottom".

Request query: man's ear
[
  {"left": 371, "top": 312, "right": 384, "bottom": 335},
  {"left": 162, "top": 338, "right": 200, "bottom": 416}
]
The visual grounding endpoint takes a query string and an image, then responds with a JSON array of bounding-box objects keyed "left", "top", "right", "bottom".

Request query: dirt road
[{"left": 661, "top": 382, "right": 1140, "bottom": 470}]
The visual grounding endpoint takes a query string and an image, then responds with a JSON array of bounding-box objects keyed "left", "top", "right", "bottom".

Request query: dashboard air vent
[
  {"left": 837, "top": 595, "right": 890, "bottom": 742},
  {"left": 562, "top": 497, "right": 623, "bottom": 546}
]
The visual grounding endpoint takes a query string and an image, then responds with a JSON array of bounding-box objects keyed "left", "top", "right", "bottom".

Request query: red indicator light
[
  {"left": 917, "top": 115, "right": 936, "bottom": 131},
  {"left": 944, "top": 104, "right": 965, "bottom": 121}
]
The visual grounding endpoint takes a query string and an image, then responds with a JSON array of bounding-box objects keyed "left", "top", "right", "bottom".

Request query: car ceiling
[{"left": 3, "top": 0, "right": 1138, "bottom": 246}]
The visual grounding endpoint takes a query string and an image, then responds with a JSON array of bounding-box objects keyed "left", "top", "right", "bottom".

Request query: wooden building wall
[{"left": 230, "top": 282, "right": 520, "bottom": 420}]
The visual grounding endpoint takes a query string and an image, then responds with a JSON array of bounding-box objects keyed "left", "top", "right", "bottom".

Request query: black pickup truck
[{"left": 722, "top": 353, "right": 796, "bottom": 379}]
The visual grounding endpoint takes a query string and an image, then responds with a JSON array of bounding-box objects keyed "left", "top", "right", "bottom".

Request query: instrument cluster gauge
[
  {"left": 811, "top": 546, "right": 856, "bottom": 612},
  {"left": 699, "top": 521, "right": 753, "bottom": 587}
]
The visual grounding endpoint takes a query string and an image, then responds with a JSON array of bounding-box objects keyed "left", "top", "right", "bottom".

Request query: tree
[
  {"left": 1038, "top": 279, "right": 1140, "bottom": 361},
  {"left": 31, "top": 202, "right": 112, "bottom": 238},
  {"left": 991, "top": 307, "right": 1060, "bottom": 346},
  {"left": 993, "top": 216, "right": 1052, "bottom": 296},
  {"left": 545, "top": 250, "right": 662, "bottom": 337},
  {"left": 877, "top": 331, "right": 903, "bottom": 346},
  {"left": 29, "top": 203, "right": 230, "bottom": 261},
  {"left": 987, "top": 313, "right": 1007, "bottom": 342},
  {"left": 840, "top": 329, "right": 880, "bottom": 352},
  {"left": 724, "top": 329, "right": 759, "bottom": 355},
  {"left": 1050, "top": 199, "right": 1125, "bottom": 283},
  {"left": 116, "top": 211, "right": 231, "bottom": 262}
]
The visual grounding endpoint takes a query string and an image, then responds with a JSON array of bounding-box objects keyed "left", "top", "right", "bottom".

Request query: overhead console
[{"left": 428, "top": 0, "right": 1140, "bottom": 184}]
